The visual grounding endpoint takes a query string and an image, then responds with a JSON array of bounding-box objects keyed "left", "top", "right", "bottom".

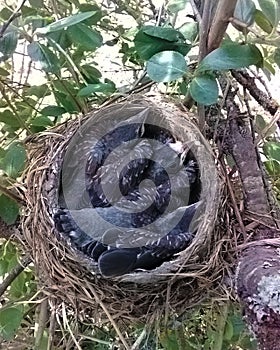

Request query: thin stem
[
  {"left": 0, "top": 184, "right": 24, "bottom": 204},
  {"left": 0, "top": 0, "right": 27, "bottom": 38},
  {"left": 0, "top": 256, "right": 32, "bottom": 297}
]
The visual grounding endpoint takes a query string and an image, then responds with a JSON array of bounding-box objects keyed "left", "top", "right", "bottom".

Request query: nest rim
[{"left": 20, "top": 95, "right": 231, "bottom": 322}]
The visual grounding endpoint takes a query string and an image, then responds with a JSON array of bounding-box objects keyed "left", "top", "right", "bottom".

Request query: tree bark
[{"left": 225, "top": 86, "right": 280, "bottom": 350}]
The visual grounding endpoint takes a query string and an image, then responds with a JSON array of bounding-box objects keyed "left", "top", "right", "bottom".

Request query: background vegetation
[{"left": 0, "top": 0, "right": 279, "bottom": 348}]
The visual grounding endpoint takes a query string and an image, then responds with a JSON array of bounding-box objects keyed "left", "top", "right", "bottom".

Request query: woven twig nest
[{"left": 21, "top": 96, "right": 225, "bottom": 322}]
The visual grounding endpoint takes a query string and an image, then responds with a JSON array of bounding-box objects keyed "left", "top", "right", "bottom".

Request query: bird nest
[{"left": 20, "top": 96, "right": 228, "bottom": 324}]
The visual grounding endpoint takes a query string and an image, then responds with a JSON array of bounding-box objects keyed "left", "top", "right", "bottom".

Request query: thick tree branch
[
  {"left": 207, "top": 0, "right": 238, "bottom": 52},
  {"left": 225, "top": 93, "right": 271, "bottom": 217},
  {"left": 224, "top": 83, "right": 280, "bottom": 349},
  {"left": 236, "top": 241, "right": 280, "bottom": 350},
  {"left": 198, "top": 0, "right": 216, "bottom": 61}
]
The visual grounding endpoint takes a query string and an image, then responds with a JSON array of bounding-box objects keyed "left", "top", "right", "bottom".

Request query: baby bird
[{"left": 54, "top": 115, "right": 201, "bottom": 277}]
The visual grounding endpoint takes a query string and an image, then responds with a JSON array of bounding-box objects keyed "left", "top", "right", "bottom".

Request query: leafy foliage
[
  {"left": 0, "top": 241, "right": 36, "bottom": 340},
  {"left": 0, "top": 0, "right": 279, "bottom": 347},
  {"left": 147, "top": 50, "right": 187, "bottom": 82},
  {"left": 156, "top": 303, "right": 257, "bottom": 350}
]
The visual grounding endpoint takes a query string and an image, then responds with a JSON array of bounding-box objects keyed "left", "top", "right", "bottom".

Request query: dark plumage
[
  {"left": 54, "top": 117, "right": 201, "bottom": 277},
  {"left": 54, "top": 202, "right": 198, "bottom": 277}
]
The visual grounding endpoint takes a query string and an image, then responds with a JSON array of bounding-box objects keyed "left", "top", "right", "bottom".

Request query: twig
[
  {"left": 47, "top": 305, "right": 57, "bottom": 350},
  {"left": 61, "top": 302, "right": 83, "bottom": 350},
  {"left": 0, "top": 256, "right": 32, "bottom": 297},
  {"left": 0, "top": 184, "right": 24, "bottom": 204},
  {"left": 87, "top": 284, "right": 131, "bottom": 350},
  {"left": 256, "top": 109, "right": 280, "bottom": 144},
  {"left": 189, "top": 0, "right": 202, "bottom": 23},
  {"left": 231, "top": 70, "right": 279, "bottom": 116},
  {"left": 131, "top": 327, "right": 147, "bottom": 350},
  {"left": 249, "top": 68, "right": 272, "bottom": 98},
  {"left": 219, "top": 158, "right": 247, "bottom": 239},
  {"left": 147, "top": 0, "right": 157, "bottom": 17},
  {"left": 0, "top": 0, "right": 27, "bottom": 38},
  {"left": 35, "top": 299, "right": 49, "bottom": 350},
  {"left": 156, "top": 2, "right": 165, "bottom": 26}
]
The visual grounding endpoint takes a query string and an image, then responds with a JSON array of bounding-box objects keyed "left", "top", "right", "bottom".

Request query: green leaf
[
  {"left": 146, "top": 50, "right": 187, "bottom": 82},
  {"left": 46, "top": 30, "right": 72, "bottom": 50},
  {"left": 167, "top": 0, "right": 188, "bottom": 13},
  {"left": 143, "top": 26, "right": 183, "bottom": 42},
  {"left": 78, "top": 82, "right": 116, "bottom": 96},
  {"left": 224, "top": 320, "right": 234, "bottom": 341},
  {"left": 25, "top": 84, "right": 50, "bottom": 98},
  {"left": 178, "top": 22, "right": 198, "bottom": 42},
  {"left": 227, "top": 313, "right": 246, "bottom": 338},
  {"left": 0, "top": 142, "right": 26, "bottom": 178},
  {"left": 80, "top": 64, "right": 102, "bottom": 83},
  {"left": 36, "top": 11, "right": 98, "bottom": 34},
  {"left": 52, "top": 79, "right": 77, "bottom": 94},
  {"left": 234, "top": 0, "right": 256, "bottom": 26},
  {"left": 0, "top": 258, "right": 9, "bottom": 276},
  {"left": 258, "top": 0, "right": 280, "bottom": 28},
  {"left": 21, "top": 5, "right": 37, "bottom": 18},
  {"left": 29, "top": 0, "right": 44, "bottom": 8},
  {"left": 198, "top": 44, "right": 263, "bottom": 72},
  {"left": 31, "top": 116, "right": 53, "bottom": 127},
  {"left": 9, "top": 272, "right": 28, "bottom": 299},
  {"left": 0, "top": 195, "right": 19, "bottom": 225},
  {"left": 0, "top": 240, "right": 17, "bottom": 260},
  {"left": 54, "top": 91, "right": 79, "bottom": 113},
  {"left": 23, "top": 15, "right": 51, "bottom": 30},
  {"left": 239, "top": 336, "right": 258, "bottom": 350},
  {"left": 79, "top": 3, "right": 103, "bottom": 25},
  {"left": 67, "top": 24, "right": 102, "bottom": 50},
  {"left": 160, "top": 330, "right": 180, "bottom": 350},
  {"left": 264, "top": 159, "right": 280, "bottom": 176},
  {"left": 189, "top": 75, "right": 219, "bottom": 105},
  {"left": 0, "top": 7, "right": 13, "bottom": 20},
  {"left": 0, "top": 110, "right": 21, "bottom": 128},
  {"left": 0, "top": 307, "right": 23, "bottom": 340},
  {"left": 134, "top": 26, "right": 191, "bottom": 60},
  {"left": 40, "top": 105, "right": 66, "bottom": 116},
  {"left": 255, "top": 114, "right": 277, "bottom": 136},
  {"left": 255, "top": 9, "right": 273, "bottom": 33},
  {"left": 274, "top": 48, "right": 280, "bottom": 68},
  {"left": 0, "top": 29, "right": 18, "bottom": 62},
  {"left": 263, "top": 60, "right": 275, "bottom": 76},
  {"left": 30, "top": 117, "right": 53, "bottom": 131},
  {"left": 27, "top": 42, "right": 60, "bottom": 73},
  {"left": 263, "top": 141, "right": 280, "bottom": 162},
  {"left": 0, "top": 67, "right": 9, "bottom": 76},
  {"left": 179, "top": 81, "right": 188, "bottom": 95}
]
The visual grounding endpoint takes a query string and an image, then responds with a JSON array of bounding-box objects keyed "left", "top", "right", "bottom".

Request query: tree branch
[
  {"left": 231, "top": 70, "right": 279, "bottom": 116},
  {"left": 236, "top": 241, "right": 280, "bottom": 350},
  {"left": 225, "top": 90, "right": 272, "bottom": 217},
  {"left": 207, "top": 0, "right": 238, "bottom": 52},
  {"left": 0, "top": 0, "right": 27, "bottom": 38}
]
